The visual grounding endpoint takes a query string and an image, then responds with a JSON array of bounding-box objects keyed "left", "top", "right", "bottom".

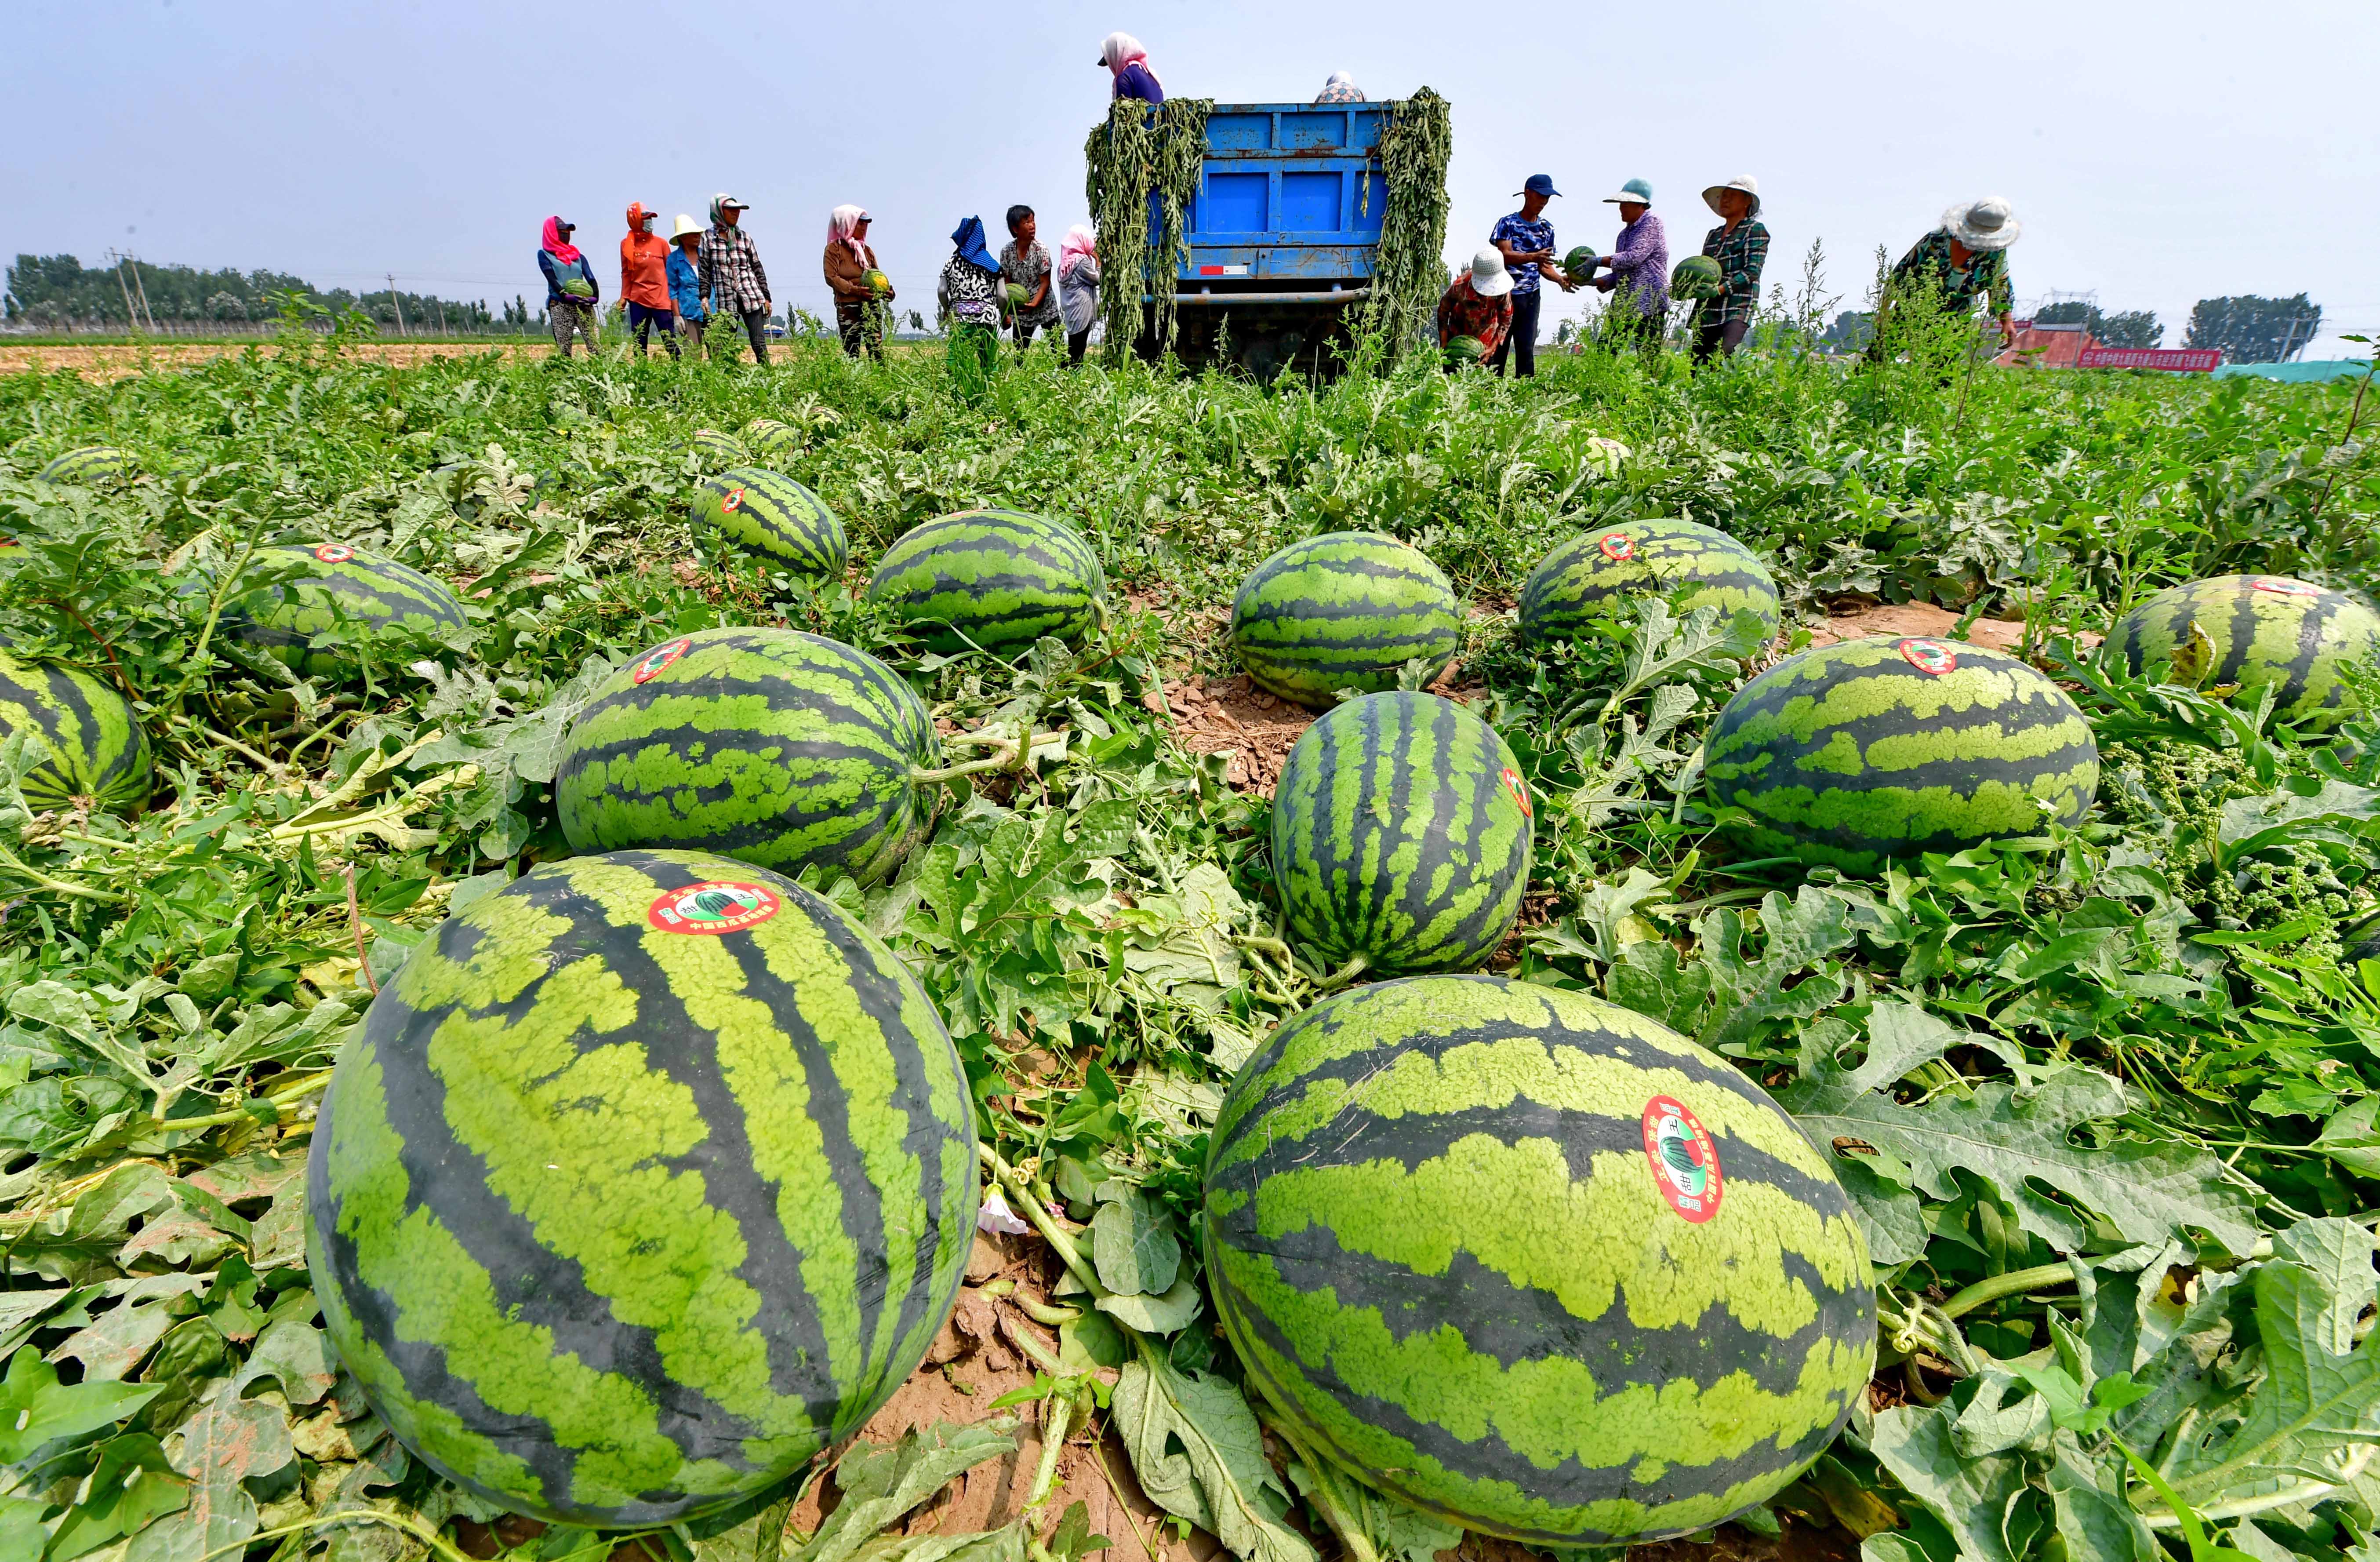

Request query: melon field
[{"left": 4, "top": 307, "right": 2380, "bottom": 1562}]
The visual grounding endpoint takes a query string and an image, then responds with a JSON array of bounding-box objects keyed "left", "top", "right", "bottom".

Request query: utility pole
[
  {"left": 106, "top": 250, "right": 138, "bottom": 333},
  {"left": 129, "top": 258, "right": 156, "bottom": 332},
  {"left": 433, "top": 297, "right": 447, "bottom": 335},
  {"left": 387, "top": 273, "right": 406, "bottom": 336}
]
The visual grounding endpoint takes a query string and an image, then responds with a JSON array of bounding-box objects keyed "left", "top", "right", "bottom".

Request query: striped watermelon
[
  {"left": 1204, "top": 974, "right": 1874, "bottom": 1545},
  {"left": 0, "top": 651, "right": 151, "bottom": 813},
  {"left": 1271, "top": 692, "right": 1531, "bottom": 976},
  {"left": 864, "top": 508, "right": 1106, "bottom": 654},
  {"left": 2106, "top": 574, "right": 2380, "bottom": 727},
  {"left": 36, "top": 447, "right": 134, "bottom": 486},
  {"left": 306, "top": 848, "right": 977, "bottom": 1526},
  {"left": 1231, "top": 534, "right": 1461, "bottom": 709},
  {"left": 690, "top": 428, "right": 748, "bottom": 467},
  {"left": 743, "top": 418, "right": 802, "bottom": 459},
  {"left": 1673, "top": 255, "right": 1724, "bottom": 300},
  {"left": 555, "top": 628, "right": 938, "bottom": 885},
  {"left": 1704, "top": 637, "right": 2098, "bottom": 870},
  {"left": 226, "top": 544, "right": 469, "bottom": 677},
  {"left": 1521, "top": 520, "right": 1780, "bottom": 645},
  {"left": 694, "top": 469, "right": 849, "bottom": 577}
]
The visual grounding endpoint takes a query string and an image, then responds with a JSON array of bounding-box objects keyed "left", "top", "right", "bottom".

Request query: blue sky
[{"left": 6, "top": 0, "right": 2376, "bottom": 353}]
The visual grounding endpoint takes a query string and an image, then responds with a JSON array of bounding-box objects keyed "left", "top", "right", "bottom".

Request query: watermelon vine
[
  {"left": 1083, "top": 97, "right": 1211, "bottom": 366},
  {"left": 1358, "top": 87, "right": 1453, "bottom": 363}
]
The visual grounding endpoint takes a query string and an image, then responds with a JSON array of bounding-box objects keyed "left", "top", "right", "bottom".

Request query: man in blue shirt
[{"left": 1489, "top": 175, "right": 1575, "bottom": 377}]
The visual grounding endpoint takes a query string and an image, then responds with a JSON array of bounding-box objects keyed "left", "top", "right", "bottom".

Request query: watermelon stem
[
  {"left": 1246, "top": 1402, "right": 1382, "bottom": 1562},
  {"left": 980, "top": 1145, "right": 1107, "bottom": 1299},
  {"left": 0, "top": 841, "right": 128, "bottom": 903},
  {"left": 1307, "top": 952, "right": 1371, "bottom": 994},
  {"left": 190, "top": 1506, "right": 480, "bottom": 1562},
  {"left": 913, "top": 749, "right": 1021, "bottom": 784},
  {"left": 1936, "top": 1262, "right": 2077, "bottom": 1320}
]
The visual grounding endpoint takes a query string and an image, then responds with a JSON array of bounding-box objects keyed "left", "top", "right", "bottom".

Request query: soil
[
  {"left": 0, "top": 341, "right": 549, "bottom": 380},
  {"left": 1802, "top": 601, "right": 2099, "bottom": 652}
]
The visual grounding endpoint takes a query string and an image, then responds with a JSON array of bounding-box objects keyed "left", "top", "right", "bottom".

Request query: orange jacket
[{"left": 620, "top": 203, "right": 673, "bottom": 309}]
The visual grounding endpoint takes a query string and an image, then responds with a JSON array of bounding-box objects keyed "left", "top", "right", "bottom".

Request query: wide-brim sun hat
[
  {"left": 1469, "top": 247, "right": 1513, "bottom": 299},
  {"left": 1704, "top": 176, "right": 1761, "bottom": 217},
  {"left": 1603, "top": 178, "right": 1653, "bottom": 205},
  {"left": 1943, "top": 196, "right": 2020, "bottom": 250},
  {"left": 671, "top": 214, "right": 702, "bottom": 240}
]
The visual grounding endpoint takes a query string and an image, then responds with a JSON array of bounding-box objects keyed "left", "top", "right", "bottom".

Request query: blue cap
[
  {"left": 1520, "top": 174, "right": 1561, "bottom": 198},
  {"left": 1604, "top": 178, "right": 1654, "bottom": 204}
]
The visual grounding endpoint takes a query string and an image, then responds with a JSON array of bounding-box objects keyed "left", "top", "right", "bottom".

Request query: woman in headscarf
[
  {"left": 620, "top": 203, "right": 677, "bottom": 359},
  {"left": 1097, "top": 32, "right": 1164, "bottom": 103},
  {"left": 937, "top": 217, "right": 1004, "bottom": 403},
  {"left": 537, "top": 216, "right": 600, "bottom": 358},
  {"left": 824, "top": 205, "right": 891, "bottom": 361},
  {"left": 1057, "top": 225, "right": 1100, "bottom": 366},
  {"left": 1315, "top": 71, "right": 1364, "bottom": 103}
]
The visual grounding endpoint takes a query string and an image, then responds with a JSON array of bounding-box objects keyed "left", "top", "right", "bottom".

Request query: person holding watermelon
[
  {"left": 1435, "top": 248, "right": 1514, "bottom": 369},
  {"left": 1584, "top": 178, "right": 1668, "bottom": 358},
  {"left": 537, "top": 217, "right": 600, "bottom": 358},
  {"left": 824, "top": 205, "right": 892, "bottom": 361},
  {"left": 1487, "top": 175, "right": 1575, "bottom": 378},
  {"left": 1691, "top": 176, "right": 1768, "bottom": 365},
  {"left": 999, "top": 206, "right": 1063, "bottom": 353}
]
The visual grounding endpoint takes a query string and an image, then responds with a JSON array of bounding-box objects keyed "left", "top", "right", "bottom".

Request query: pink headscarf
[
  {"left": 1099, "top": 32, "right": 1161, "bottom": 90},
  {"left": 540, "top": 215, "right": 582, "bottom": 266},
  {"left": 1059, "top": 225, "right": 1097, "bottom": 274},
  {"left": 829, "top": 204, "right": 870, "bottom": 267}
]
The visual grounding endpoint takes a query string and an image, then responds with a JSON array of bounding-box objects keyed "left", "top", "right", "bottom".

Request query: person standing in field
[
  {"left": 1437, "top": 248, "right": 1515, "bottom": 365},
  {"left": 1880, "top": 197, "right": 2021, "bottom": 353},
  {"left": 538, "top": 217, "right": 600, "bottom": 358},
  {"left": 1693, "top": 176, "right": 1768, "bottom": 365},
  {"left": 1098, "top": 32, "right": 1164, "bottom": 103},
  {"left": 939, "top": 216, "right": 1005, "bottom": 403},
  {"left": 618, "top": 203, "right": 678, "bottom": 358},
  {"left": 1057, "top": 225, "right": 1100, "bottom": 366},
  {"left": 825, "top": 205, "right": 892, "bottom": 361},
  {"left": 698, "top": 193, "right": 773, "bottom": 366},
  {"left": 1587, "top": 178, "right": 1668, "bottom": 357},
  {"left": 1488, "top": 174, "right": 1574, "bottom": 377},
  {"left": 1000, "top": 206, "right": 1061, "bottom": 353},
  {"left": 667, "top": 215, "right": 707, "bottom": 354}
]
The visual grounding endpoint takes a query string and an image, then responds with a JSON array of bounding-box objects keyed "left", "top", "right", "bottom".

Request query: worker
[
  {"left": 538, "top": 217, "right": 600, "bottom": 358},
  {"left": 1436, "top": 248, "right": 1515, "bottom": 367},
  {"left": 1058, "top": 225, "right": 1100, "bottom": 365},
  {"left": 666, "top": 215, "right": 707, "bottom": 355},
  {"left": 825, "top": 205, "right": 892, "bottom": 361},
  {"left": 1099, "top": 33, "right": 1164, "bottom": 103},
  {"left": 1315, "top": 71, "right": 1364, "bottom": 103},
  {"left": 1489, "top": 174, "right": 1574, "bottom": 377},
  {"left": 619, "top": 203, "right": 677, "bottom": 359},
  {"left": 1000, "top": 205, "right": 1061, "bottom": 352},
  {"left": 1693, "top": 176, "right": 1768, "bottom": 365},
  {"left": 698, "top": 193, "right": 773, "bottom": 367},
  {"left": 940, "top": 216, "right": 1005, "bottom": 403},
  {"left": 1588, "top": 178, "right": 1668, "bottom": 356},
  {"left": 1882, "top": 197, "right": 2021, "bottom": 352}
]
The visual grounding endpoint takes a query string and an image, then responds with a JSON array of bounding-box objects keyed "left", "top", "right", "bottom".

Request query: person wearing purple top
[
  {"left": 1587, "top": 177, "right": 1668, "bottom": 356},
  {"left": 1098, "top": 32, "right": 1165, "bottom": 103}
]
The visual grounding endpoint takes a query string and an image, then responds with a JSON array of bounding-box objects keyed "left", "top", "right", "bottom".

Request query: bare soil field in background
[{"left": 0, "top": 340, "right": 550, "bottom": 379}]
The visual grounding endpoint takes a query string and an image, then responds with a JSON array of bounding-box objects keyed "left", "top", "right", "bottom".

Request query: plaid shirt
[
  {"left": 1697, "top": 219, "right": 1770, "bottom": 327},
  {"left": 1889, "top": 228, "right": 2012, "bottom": 318},
  {"left": 1435, "top": 278, "right": 1513, "bottom": 356},
  {"left": 698, "top": 223, "right": 770, "bottom": 315}
]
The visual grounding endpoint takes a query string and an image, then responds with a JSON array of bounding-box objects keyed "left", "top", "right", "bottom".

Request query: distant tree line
[
  {"left": 1821, "top": 291, "right": 2327, "bottom": 364},
  {"left": 3, "top": 254, "right": 533, "bottom": 334},
  {"left": 2034, "top": 300, "right": 2163, "bottom": 349}
]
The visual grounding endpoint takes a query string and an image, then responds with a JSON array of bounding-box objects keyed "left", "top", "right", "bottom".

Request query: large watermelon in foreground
[
  {"left": 1272, "top": 691, "right": 1531, "bottom": 976},
  {"left": 864, "top": 508, "right": 1106, "bottom": 653},
  {"left": 1704, "top": 636, "right": 2098, "bottom": 870},
  {"left": 225, "top": 544, "right": 468, "bottom": 676},
  {"left": 306, "top": 848, "right": 978, "bottom": 1526},
  {"left": 1204, "top": 974, "right": 1874, "bottom": 1544},
  {"left": 1231, "top": 533, "right": 1460, "bottom": 708},
  {"left": 1521, "top": 519, "right": 1780, "bottom": 645},
  {"left": 556, "top": 628, "right": 939, "bottom": 884},
  {"left": 2106, "top": 574, "right": 2380, "bottom": 727},
  {"left": 694, "top": 468, "right": 849, "bottom": 577},
  {"left": 0, "top": 650, "right": 152, "bottom": 812}
]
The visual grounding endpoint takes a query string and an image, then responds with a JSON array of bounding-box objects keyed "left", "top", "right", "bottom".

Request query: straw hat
[
  {"left": 1942, "top": 197, "right": 2020, "bottom": 251},
  {"left": 671, "top": 214, "right": 702, "bottom": 240},
  {"left": 1703, "top": 176, "right": 1761, "bottom": 217},
  {"left": 1469, "top": 247, "right": 1513, "bottom": 299}
]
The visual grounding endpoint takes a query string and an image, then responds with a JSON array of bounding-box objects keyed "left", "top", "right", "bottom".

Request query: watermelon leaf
[
  {"left": 1866, "top": 1403, "right": 2030, "bottom": 1562},
  {"left": 793, "top": 1421, "right": 1019, "bottom": 1562},
  {"left": 0, "top": 1347, "right": 163, "bottom": 1464},
  {"left": 1090, "top": 1185, "right": 1181, "bottom": 1296},
  {"left": 1111, "top": 1358, "right": 1314, "bottom": 1562},
  {"left": 1283, "top": 1453, "right": 1461, "bottom": 1562}
]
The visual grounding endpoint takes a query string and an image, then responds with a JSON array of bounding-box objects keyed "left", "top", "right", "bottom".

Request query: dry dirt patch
[{"left": 0, "top": 341, "right": 548, "bottom": 380}]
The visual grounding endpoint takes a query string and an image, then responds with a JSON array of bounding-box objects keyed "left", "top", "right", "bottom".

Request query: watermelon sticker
[
  {"left": 720, "top": 487, "right": 747, "bottom": 514},
  {"left": 1642, "top": 1096, "right": 1723, "bottom": 1223},
  {"left": 2253, "top": 578, "right": 2321, "bottom": 597},
  {"left": 1899, "top": 638, "right": 1957, "bottom": 676},
  {"left": 630, "top": 637, "right": 692, "bottom": 685},
  {"left": 1598, "top": 532, "right": 1637, "bottom": 563},
  {"left": 312, "top": 543, "right": 355, "bottom": 564},
  {"left": 1500, "top": 766, "right": 1532, "bottom": 818},
  {"left": 647, "top": 881, "right": 782, "bottom": 935}
]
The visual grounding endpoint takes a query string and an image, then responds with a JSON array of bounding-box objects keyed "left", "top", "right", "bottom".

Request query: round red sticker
[
  {"left": 1500, "top": 766, "right": 1532, "bottom": 818},
  {"left": 1899, "top": 637, "right": 1957, "bottom": 676},
  {"left": 647, "top": 881, "right": 782, "bottom": 935},
  {"left": 630, "top": 637, "right": 693, "bottom": 685},
  {"left": 2253, "top": 578, "right": 2320, "bottom": 598},
  {"left": 1642, "top": 1096, "right": 1723, "bottom": 1223},
  {"left": 1598, "top": 532, "right": 1637, "bottom": 563},
  {"left": 313, "top": 543, "right": 355, "bottom": 564},
  {"left": 719, "top": 487, "right": 746, "bottom": 514}
]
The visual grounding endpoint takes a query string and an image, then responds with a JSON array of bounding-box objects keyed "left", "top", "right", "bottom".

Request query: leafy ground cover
[{"left": 3, "top": 304, "right": 2379, "bottom": 1562}]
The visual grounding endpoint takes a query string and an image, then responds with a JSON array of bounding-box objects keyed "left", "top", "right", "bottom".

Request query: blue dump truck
[{"left": 1142, "top": 101, "right": 1392, "bottom": 378}]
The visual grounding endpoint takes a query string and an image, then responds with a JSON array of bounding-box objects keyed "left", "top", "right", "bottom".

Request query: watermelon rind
[
  {"left": 694, "top": 468, "right": 850, "bottom": 577},
  {"left": 1230, "top": 533, "right": 1461, "bottom": 708},
  {"left": 1271, "top": 691, "right": 1532, "bottom": 975},
  {"left": 742, "top": 418, "right": 802, "bottom": 460},
  {"left": 1445, "top": 335, "right": 1487, "bottom": 364},
  {"left": 1520, "top": 518, "right": 1780, "bottom": 644},
  {"left": 2105, "top": 573, "right": 2380, "bottom": 728},
  {"left": 1703, "top": 636, "right": 2099, "bottom": 870},
  {"left": 863, "top": 508, "right": 1107, "bottom": 654},
  {"left": 305, "top": 847, "right": 978, "bottom": 1526},
  {"left": 222, "top": 545, "right": 469, "bottom": 677},
  {"left": 1204, "top": 973, "right": 1875, "bottom": 1544},
  {"left": 555, "top": 627, "right": 940, "bottom": 884},
  {"left": 689, "top": 428, "right": 749, "bottom": 468},
  {"left": 1672, "top": 255, "right": 1723, "bottom": 300},
  {"left": 0, "top": 649, "right": 152, "bottom": 813},
  {"left": 36, "top": 446, "right": 135, "bottom": 487}
]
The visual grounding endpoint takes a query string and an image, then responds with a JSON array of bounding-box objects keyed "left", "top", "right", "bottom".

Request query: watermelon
[
  {"left": 1703, "top": 637, "right": 2099, "bottom": 870},
  {"left": 225, "top": 544, "right": 468, "bottom": 677},
  {"left": 1230, "top": 533, "right": 1461, "bottom": 709},
  {"left": 2105, "top": 574, "right": 2380, "bottom": 727},
  {"left": 555, "top": 628, "right": 939, "bottom": 885},
  {"left": 1443, "top": 335, "right": 1486, "bottom": 366},
  {"left": 694, "top": 468, "right": 848, "bottom": 577},
  {"left": 1672, "top": 255, "right": 1723, "bottom": 300},
  {"left": 689, "top": 428, "right": 748, "bottom": 467},
  {"left": 864, "top": 508, "right": 1106, "bottom": 654},
  {"left": 560, "top": 277, "right": 595, "bottom": 299},
  {"left": 0, "top": 650, "right": 151, "bottom": 813},
  {"left": 306, "top": 847, "right": 977, "bottom": 1526},
  {"left": 1204, "top": 974, "right": 1874, "bottom": 1544},
  {"left": 1271, "top": 692, "right": 1532, "bottom": 976},
  {"left": 1562, "top": 245, "right": 1598, "bottom": 285},
  {"left": 37, "top": 447, "right": 134, "bottom": 486},
  {"left": 743, "top": 418, "right": 801, "bottom": 460},
  {"left": 863, "top": 269, "right": 893, "bottom": 298},
  {"left": 1520, "top": 519, "right": 1780, "bottom": 645}
]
